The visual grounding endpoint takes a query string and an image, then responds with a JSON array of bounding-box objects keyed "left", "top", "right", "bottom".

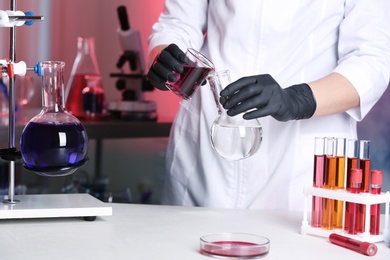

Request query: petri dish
[{"left": 200, "top": 233, "right": 270, "bottom": 259}]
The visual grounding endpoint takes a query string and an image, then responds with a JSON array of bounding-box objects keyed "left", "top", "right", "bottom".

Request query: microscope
[{"left": 109, "top": 6, "right": 157, "bottom": 121}]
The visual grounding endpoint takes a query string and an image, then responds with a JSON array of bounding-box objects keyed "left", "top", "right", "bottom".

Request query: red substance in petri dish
[{"left": 201, "top": 241, "right": 269, "bottom": 258}]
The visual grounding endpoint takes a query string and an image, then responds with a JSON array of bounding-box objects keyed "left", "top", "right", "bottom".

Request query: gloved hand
[
  {"left": 220, "top": 74, "right": 317, "bottom": 121},
  {"left": 146, "top": 44, "right": 188, "bottom": 90}
]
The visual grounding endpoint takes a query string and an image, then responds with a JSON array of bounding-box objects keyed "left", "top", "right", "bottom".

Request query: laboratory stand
[{"left": 0, "top": 0, "right": 111, "bottom": 220}]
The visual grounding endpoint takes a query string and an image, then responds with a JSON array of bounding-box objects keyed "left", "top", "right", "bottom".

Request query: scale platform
[{"left": 0, "top": 193, "right": 112, "bottom": 220}]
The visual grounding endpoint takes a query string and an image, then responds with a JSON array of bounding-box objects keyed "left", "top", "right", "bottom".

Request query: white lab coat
[{"left": 148, "top": 0, "right": 390, "bottom": 210}]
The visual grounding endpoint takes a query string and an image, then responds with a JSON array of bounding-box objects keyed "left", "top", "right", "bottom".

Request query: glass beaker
[
  {"left": 208, "top": 70, "right": 262, "bottom": 160},
  {"left": 65, "top": 36, "right": 106, "bottom": 120},
  {"left": 165, "top": 48, "right": 214, "bottom": 100},
  {"left": 20, "top": 61, "right": 89, "bottom": 177},
  {"left": 82, "top": 75, "right": 107, "bottom": 120}
]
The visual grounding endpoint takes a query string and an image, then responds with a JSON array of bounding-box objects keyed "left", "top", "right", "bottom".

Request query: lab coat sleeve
[
  {"left": 334, "top": 0, "right": 390, "bottom": 121},
  {"left": 147, "top": 0, "right": 209, "bottom": 58}
]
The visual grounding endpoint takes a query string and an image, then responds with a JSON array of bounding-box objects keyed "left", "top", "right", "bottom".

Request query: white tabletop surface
[{"left": 0, "top": 202, "right": 388, "bottom": 260}]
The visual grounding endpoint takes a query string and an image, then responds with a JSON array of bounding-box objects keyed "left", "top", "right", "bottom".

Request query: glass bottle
[
  {"left": 207, "top": 70, "right": 262, "bottom": 160},
  {"left": 65, "top": 36, "right": 106, "bottom": 120},
  {"left": 20, "top": 61, "right": 89, "bottom": 177}
]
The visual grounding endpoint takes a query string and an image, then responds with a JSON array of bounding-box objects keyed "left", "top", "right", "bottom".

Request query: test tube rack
[
  {"left": 0, "top": 0, "right": 112, "bottom": 221},
  {"left": 301, "top": 186, "right": 390, "bottom": 243}
]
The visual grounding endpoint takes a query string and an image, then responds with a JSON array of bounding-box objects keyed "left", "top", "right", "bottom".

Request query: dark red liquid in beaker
[
  {"left": 82, "top": 91, "right": 104, "bottom": 114},
  {"left": 201, "top": 241, "right": 269, "bottom": 258},
  {"left": 66, "top": 74, "right": 100, "bottom": 118},
  {"left": 168, "top": 65, "right": 213, "bottom": 99},
  {"left": 20, "top": 122, "right": 88, "bottom": 170}
]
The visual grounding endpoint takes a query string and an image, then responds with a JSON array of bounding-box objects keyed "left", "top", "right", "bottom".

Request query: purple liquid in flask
[{"left": 20, "top": 61, "right": 89, "bottom": 176}]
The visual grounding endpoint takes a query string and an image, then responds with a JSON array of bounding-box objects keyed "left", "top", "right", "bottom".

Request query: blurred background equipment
[{"left": 108, "top": 5, "right": 157, "bottom": 121}]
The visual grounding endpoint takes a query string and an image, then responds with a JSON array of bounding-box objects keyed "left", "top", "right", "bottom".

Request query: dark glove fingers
[
  {"left": 220, "top": 76, "right": 257, "bottom": 97},
  {"left": 223, "top": 83, "right": 262, "bottom": 109},
  {"left": 158, "top": 50, "right": 184, "bottom": 73},
  {"left": 242, "top": 103, "right": 281, "bottom": 120},
  {"left": 166, "top": 44, "right": 188, "bottom": 63},
  {"left": 227, "top": 94, "right": 267, "bottom": 117},
  {"left": 146, "top": 70, "right": 169, "bottom": 90},
  {"left": 152, "top": 61, "right": 177, "bottom": 82}
]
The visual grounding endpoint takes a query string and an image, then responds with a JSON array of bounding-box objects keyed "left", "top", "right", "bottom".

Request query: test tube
[
  {"left": 329, "top": 233, "right": 377, "bottom": 256},
  {"left": 348, "top": 168, "right": 362, "bottom": 235},
  {"left": 311, "top": 137, "right": 326, "bottom": 228},
  {"left": 323, "top": 137, "right": 336, "bottom": 230},
  {"left": 344, "top": 139, "right": 359, "bottom": 231},
  {"left": 370, "top": 170, "right": 382, "bottom": 235},
  {"left": 358, "top": 140, "right": 370, "bottom": 233},
  {"left": 333, "top": 138, "right": 346, "bottom": 229}
]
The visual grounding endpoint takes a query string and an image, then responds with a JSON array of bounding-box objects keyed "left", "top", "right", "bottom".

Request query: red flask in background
[{"left": 65, "top": 37, "right": 106, "bottom": 120}]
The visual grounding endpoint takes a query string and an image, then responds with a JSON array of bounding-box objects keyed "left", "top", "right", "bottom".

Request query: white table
[{"left": 0, "top": 203, "right": 388, "bottom": 260}]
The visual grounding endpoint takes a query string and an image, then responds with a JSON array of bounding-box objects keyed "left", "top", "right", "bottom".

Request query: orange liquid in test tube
[
  {"left": 323, "top": 138, "right": 336, "bottom": 230},
  {"left": 332, "top": 138, "right": 345, "bottom": 229}
]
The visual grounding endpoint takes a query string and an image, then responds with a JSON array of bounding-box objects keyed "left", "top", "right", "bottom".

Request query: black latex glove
[
  {"left": 220, "top": 74, "right": 317, "bottom": 122},
  {"left": 146, "top": 44, "right": 188, "bottom": 90}
]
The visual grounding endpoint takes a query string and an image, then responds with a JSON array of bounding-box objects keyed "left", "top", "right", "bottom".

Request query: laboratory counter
[{"left": 0, "top": 203, "right": 388, "bottom": 260}]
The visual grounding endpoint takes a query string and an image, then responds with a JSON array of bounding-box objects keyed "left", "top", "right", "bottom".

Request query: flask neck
[
  {"left": 41, "top": 61, "right": 66, "bottom": 112},
  {"left": 73, "top": 37, "right": 100, "bottom": 75},
  {"left": 208, "top": 70, "right": 231, "bottom": 115}
]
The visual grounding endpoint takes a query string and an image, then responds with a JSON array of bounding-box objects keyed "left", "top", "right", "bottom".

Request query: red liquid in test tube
[
  {"left": 344, "top": 139, "right": 358, "bottom": 231},
  {"left": 348, "top": 168, "right": 362, "bottom": 235},
  {"left": 358, "top": 140, "right": 370, "bottom": 233},
  {"left": 370, "top": 170, "right": 382, "bottom": 235},
  {"left": 329, "top": 233, "right": 377, "bottom": 256},
  {"left": 311, "top": 137, "right": 325, "bottom": 227}
]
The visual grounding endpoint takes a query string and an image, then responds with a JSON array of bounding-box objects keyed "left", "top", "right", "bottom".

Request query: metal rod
[
  {"left": 4, "top": 0, "right": 18, "bottom": 204},
  {"left": 8, "top": 15, "right": 44, "bottom": 21}
]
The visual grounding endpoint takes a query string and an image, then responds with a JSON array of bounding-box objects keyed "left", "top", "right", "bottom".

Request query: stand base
[{"left": 0, "top": 193, "right": 112, "bottom": 220}]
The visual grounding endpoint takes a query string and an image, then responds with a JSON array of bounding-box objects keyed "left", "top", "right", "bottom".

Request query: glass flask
[
  {"left": 208, "top": 70, "right": 262, "bottom": 160},
  {"left": 65, "top": 36, "right": 106, "bottom": 120},
  {"left": 165, "top": 48, "right": 214, "bottom": 100},
  {"left": 20, "top": 61, "right": 89, "bottom": 177}
]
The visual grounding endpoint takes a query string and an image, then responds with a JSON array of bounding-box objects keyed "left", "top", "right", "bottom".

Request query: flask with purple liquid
[{"left": 20, "top": 61, "right": 89, "bottom": 176}]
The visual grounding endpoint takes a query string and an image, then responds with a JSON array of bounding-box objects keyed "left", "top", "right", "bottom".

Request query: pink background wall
[{"left": 0, "top": 0, "right": 180, "bottom": 122}]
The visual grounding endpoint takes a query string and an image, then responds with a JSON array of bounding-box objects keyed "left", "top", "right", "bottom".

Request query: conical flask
[
  {"left": 65, "top": 36, "right": 106, "bottom": 120},
  {"left": 20, "top": 61, "right": 89, "bottom": 176},
  {"left": 208, "top": 70, "right": 262, "bottom": 160}
]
